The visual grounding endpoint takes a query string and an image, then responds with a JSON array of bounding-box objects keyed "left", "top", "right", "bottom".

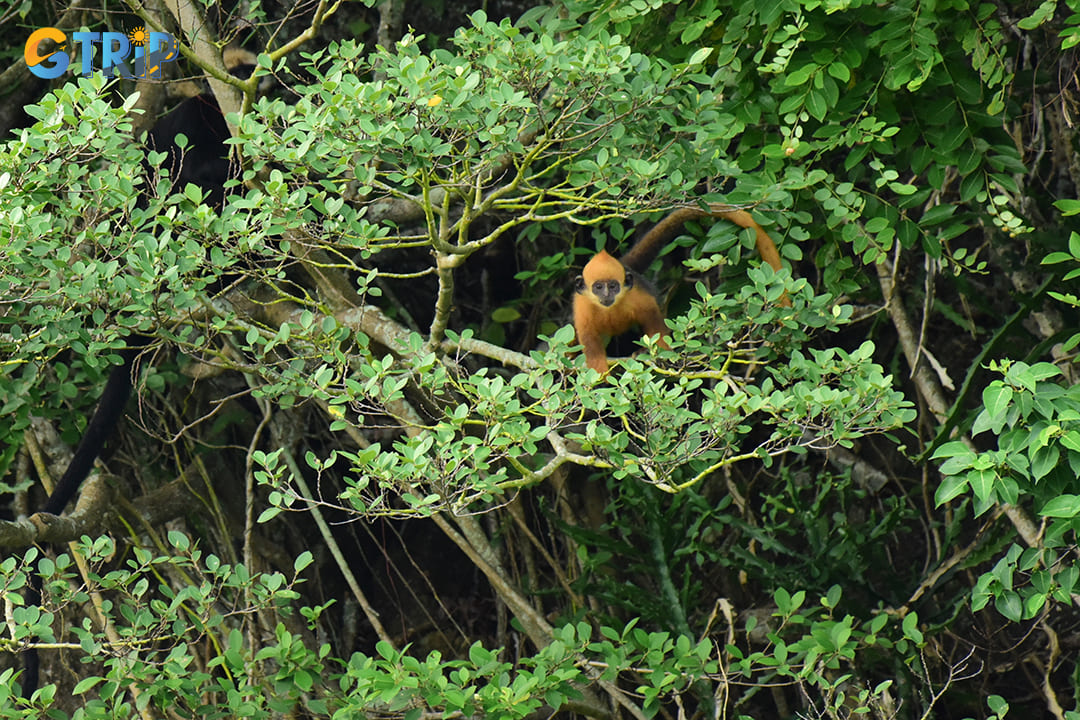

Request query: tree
[{"left": 1, "top": 0, "right": 1078, "bottom": 718}]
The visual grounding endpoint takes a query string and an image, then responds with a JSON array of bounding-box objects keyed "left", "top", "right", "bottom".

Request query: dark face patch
[{"left": 592, "top": 279, "right": 622, "bottom": 307}]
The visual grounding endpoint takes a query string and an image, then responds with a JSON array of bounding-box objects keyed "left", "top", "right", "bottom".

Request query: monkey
[
  {"left": 146, "top": 47, "right": 268, "bottom": 206},
  {"left": 39, "top": 339, "right": 146, "bottom": 516},
  {"left": 38, "top": 54, "right": 263, "bottom": 514},
  {"left": 573, "top": 204, "right": 786, "bottom": 374},
  {"left": 573, "top": 248, "right": 670, "bottom": 374},
  {"left": 22, "top": 43, "right": 272, "bottom": 700},
  {"left": 21, "top": 46, "right": 273, "bottom": 696},
  {"left": 18, "top": 58, "right": 263, "bottom": 698},
  {"left": 21, "top": 335, "right": 147, "bottom": 697}
]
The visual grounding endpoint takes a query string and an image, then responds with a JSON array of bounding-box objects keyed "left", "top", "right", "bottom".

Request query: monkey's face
[
  {"left": 585, "top": 278, "right": 625, "bottom": 307},
  {"left": 577, "top": 249, "right": 631, "bottom": 308}
]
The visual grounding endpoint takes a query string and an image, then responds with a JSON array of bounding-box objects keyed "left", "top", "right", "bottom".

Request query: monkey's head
[{"left": 576, "top": 249, "right": 632, "bottom": 308}]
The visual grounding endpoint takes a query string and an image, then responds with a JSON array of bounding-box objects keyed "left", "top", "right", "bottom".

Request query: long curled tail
[{"left": 619, "top": 203, "right": 789, "bottom": 306}]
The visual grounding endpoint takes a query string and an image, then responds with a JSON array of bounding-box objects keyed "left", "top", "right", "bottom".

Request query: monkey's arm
[
  {"left": 573, "top": 295, "right": 612, "bottom": 373},
  {"left": 578, "top": 329, "right": 611, "bottom": 374}
]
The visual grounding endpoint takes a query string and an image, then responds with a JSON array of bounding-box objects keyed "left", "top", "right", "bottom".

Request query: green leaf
[
  {"left": 982, "top": 383, "right": 1012, "bottom": 418},
  {"left": 687, "top": 47, "right": 713, "bottom": 66},
  {"left": 1043, "top": 251, "right": 1075, "bottom": 265},
  {"left": 1054, "top": 199, "right": 1080, "bottom": 216},
  {"left": 294, "top": 551, "right": 314, "bottom": 573},
  {"left": 931, "top": 440, "right": 971, "bottom": 459},
  {"left": 1018, "top": 0, "right": 1056, "bottom": 30},
  {"left": 1060, "top": 430, "right": 1080, "bottom": 453},
  {"left": 491, "top": 306, "right": 521, "bottom": 323},
  {"left": 920, "top": 204, "right": 956, "bottom": 226},
  {"left": 901, "top": 612, "right": 923, "bottom": 643},
  {"left": 934, "top": 474, "right": 969, "bottom": 506},
  {"left": 1039, "top": 494, "right": 1080, "bottom": 518},
  {"left": 680, "top": 20, "right": 708, "bottom": 43},
  {"left": 257, "top": 506, "right": 283, "bottom": 523},
  {"left": 968, "top": 468, "right": 994, "bottom": 502},
  {"left": 959, "top": 172, "right": 982, "bottom": 202},
  {"left": 1030, "top": 445, "right": 1060, "bottom": 481},
  {"left": 987, "top": 694, "right": 1009, "bottom": 717},
  {"left": 73, "top": 676, "right": 104, "bottom": 695},
  {"left": 784, "top": 63, "right": 818, "bottom": 86},
  {"left": 994, "top": 590, "right": 1023, "bottom": 622},
  {"left": 168, "top": 531, "right": 190, "bottom": 552},
  {"left": 805, "top": 90, "right": 828, "bottom": 120}
]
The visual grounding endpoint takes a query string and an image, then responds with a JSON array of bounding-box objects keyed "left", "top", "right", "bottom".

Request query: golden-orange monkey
[{"left": 573, "top": 204, "right": 786, "bottom": 373}]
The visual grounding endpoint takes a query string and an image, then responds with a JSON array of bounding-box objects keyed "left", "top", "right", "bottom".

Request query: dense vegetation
[{"left": 1, "top": 0, "right": 1079, "bottom": 718}]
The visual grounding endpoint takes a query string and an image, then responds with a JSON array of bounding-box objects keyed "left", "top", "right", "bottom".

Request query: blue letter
[
  {"left": 71, "top": 31, "right": 99, "bottom": 77},
  {"left": 136, "top": 33, "right": 179, "bottom": 80},
  {"left": 101, "top": 32, "right": 131, "bottom": 77}
]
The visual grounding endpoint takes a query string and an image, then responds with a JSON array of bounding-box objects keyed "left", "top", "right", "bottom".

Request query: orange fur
[
  {"left": 574, "top": 250, "right": 670, "bottom": 373},
  {"left": 618, "top": 205, "right": 785, "bottom": 278},
  {"left": 713, "top": 208, "right": 784, "bottom": 275},
  {"left": 573, "top": 205, "right": 787, "bottom": 374},
  {"left": 573, "top": 290, "right": 670, "bottom": 373}
]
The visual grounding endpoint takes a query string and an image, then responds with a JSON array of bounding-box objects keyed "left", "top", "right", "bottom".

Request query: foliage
[
  {"left": 933, "top": 360, "right": 1080, "bottom": 622},
  {"left": 1, "top": 0, "right": 1080, "bottom": 718},
  {"left": 0, "top": 534, "right": 320, "bottom": 719},
  {"left": 0, "top": 531, "right": 909, "bottom": 720}
]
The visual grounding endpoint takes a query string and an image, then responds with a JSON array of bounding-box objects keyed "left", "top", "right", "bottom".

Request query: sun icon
[{"left": 128, "top": 26, "right": 148, "bottom": 46}]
